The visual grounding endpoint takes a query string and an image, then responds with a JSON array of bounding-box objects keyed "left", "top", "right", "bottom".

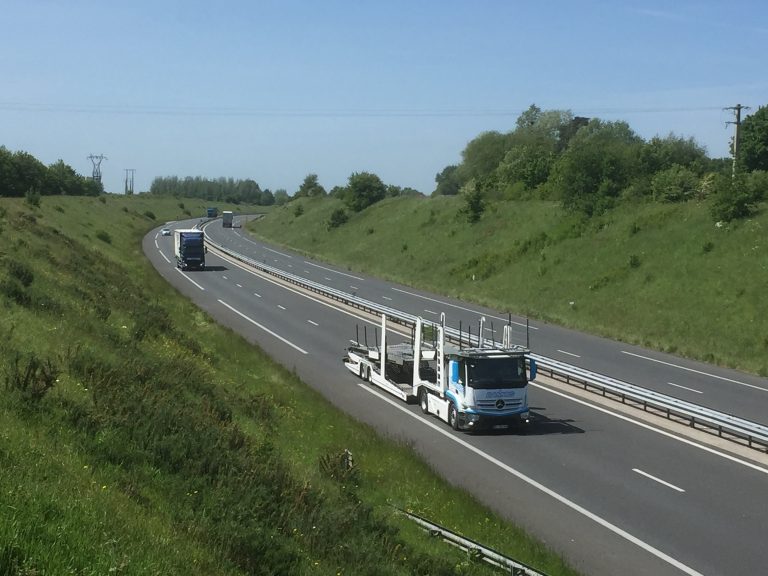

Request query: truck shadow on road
[
  {"left": 524, "top": 409, "right": 584, "bottom": 435},
  {"left": 203, "top": 265, "right": 228, "bottom": 272}
]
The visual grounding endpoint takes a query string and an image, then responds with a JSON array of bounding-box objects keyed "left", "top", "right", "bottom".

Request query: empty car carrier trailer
[{"left": 344, "top": 314, "right": 536, "bottom": 431}]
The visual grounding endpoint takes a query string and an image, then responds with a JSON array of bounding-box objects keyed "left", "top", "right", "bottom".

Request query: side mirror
[{"left": 528, "top": 358, "right": 537, "bottom": 381}]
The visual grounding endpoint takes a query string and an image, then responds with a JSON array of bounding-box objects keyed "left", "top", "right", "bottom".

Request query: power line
[{"left": 0, "top": 101, "right": 727, "bottom": 118}]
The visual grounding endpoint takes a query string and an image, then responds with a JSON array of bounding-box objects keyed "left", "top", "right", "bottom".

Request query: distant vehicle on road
[
  {"left": 207, "top": 207, "right": 218, "bottom": 218},
  {"left": 222, "top": 211, "right": 233, "bottom": 228},
  {"left": 161, "top": 228, "right": 171, "bottom": 236}
]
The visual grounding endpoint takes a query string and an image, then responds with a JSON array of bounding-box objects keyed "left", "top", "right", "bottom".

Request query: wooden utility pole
[{"left": 724, "top": 104, "right": 750, "bottom": 177}]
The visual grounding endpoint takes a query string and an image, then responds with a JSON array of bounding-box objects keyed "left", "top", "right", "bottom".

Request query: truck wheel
[
  {"left": 358, "top": 364, "right": 365, "bottom": 379},
  {"left": 419, "top": 389, "right": 429, "bottom": 414},
  {"left": 448, "top": 403, "right": 459, "bottom": 431}
]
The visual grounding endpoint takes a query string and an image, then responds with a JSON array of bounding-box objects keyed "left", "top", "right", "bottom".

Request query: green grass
[
  {"left": 249, "top": 195, "right": 768, "bottom": 376},
  {"left": 0, "top": 194, "right": 580, "bottom": 575}
]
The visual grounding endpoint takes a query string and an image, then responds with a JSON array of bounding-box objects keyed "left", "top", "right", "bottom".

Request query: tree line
[
  {"left": 149, "top": 175, "right": 279, "bottom": 205},
  {"left": 432, "top": 104, "right": 768, "bottom": 223},
  {"left": 0, "top": 146, "right": 102, "bottom": 202}
]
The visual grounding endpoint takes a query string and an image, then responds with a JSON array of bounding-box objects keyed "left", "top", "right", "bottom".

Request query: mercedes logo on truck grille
[{"left": 495, "top": 399, "right": 505, "bottom": 409}]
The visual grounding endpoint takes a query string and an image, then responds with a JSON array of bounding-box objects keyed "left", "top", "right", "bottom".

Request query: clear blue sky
[{"left": 2, "top": 0, "right": 766, "bottom": 195}]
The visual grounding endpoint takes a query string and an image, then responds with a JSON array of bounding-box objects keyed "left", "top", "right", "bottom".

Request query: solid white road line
[
  {"left": 304, "top": 260, "right": 364, "bottom": 281},
  {"left": 358, "top": 384, "right": 704, "bottom": 576},
  {"left": 159, "top": 251, "right": 171, "bottom": 264},
  {"left": 218, "top": 299, "right": 307, "bottom": 354},
  {"left": 174, "top": 268, "right": 205, "bottom": 291},
  {"left": 557, "top": 349, "right": 581, "bottom": 358},
  {"left": 667, "top": 382, "right": 703, "bottom": 394},
  {"left": 632, "top": 469, "right": 685, "bottom": 493},
  {"left": 307, "top": 320, "right": 319, "bottom": 326},
  {"left": 391, "top": 287, "right": 536, "bottom": 330},
  {"left": 621, "top": 351, "right": 767, "bottom": 392}
]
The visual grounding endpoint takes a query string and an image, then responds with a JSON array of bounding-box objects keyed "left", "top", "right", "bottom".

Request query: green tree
[
  {"left": 460, "top": 180, "right": 485, "bottom": 223},
  {"left": 295, "top": 173, "right": 326, "bottom": 198},
  {"left": 260, "top": 189, "right": 275, "bottom": 206},
  {"left": 273, "top": 189, "right": 290, "bottom": 206},
  {"left": 651, "top": 165, "right": 699, "bottom": 202},
  {"left": 640, "top": 134, "right": 708, "bottom": 175},
  {"left": 10, "top": 151, "right": 46, "bottom": 197},
  {"left": 459, "top": 131, "right": 509, "bottom": 182},
  {"left": 44, "top": 160, "right": 80, "bottom": 196},
  {"left": 327, "top": 207, "right": 348, "bottom": 229},
  {"left": 341, "top": 172, "right": 387, "bottom": 212},
  {"left": 738, "top": 105, "right": 768, "bottom": 172},
  {"left": 710, "top": 173, "right": 758, "bottom": 221},
  {"left": 550, "top": 119, "right": 643, "bottom": 215},
  {"left": 495, "top": 107, "right": 580, "bottom": 195},
  {"left": 433, "top": 165, "right": 462, "bottom": 196}
]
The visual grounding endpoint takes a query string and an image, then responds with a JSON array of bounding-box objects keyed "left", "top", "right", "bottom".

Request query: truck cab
[{"left": 441, "top": 348, "right": 531, "bottom": 430}]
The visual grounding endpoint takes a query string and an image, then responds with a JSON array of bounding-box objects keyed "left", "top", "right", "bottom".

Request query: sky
[{"left": 2, "top": 0, "right": 767, "bottom": 195}]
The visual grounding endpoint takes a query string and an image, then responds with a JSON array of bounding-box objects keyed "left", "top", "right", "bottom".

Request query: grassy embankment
[
  {"left": 249, "top": 195, "right": 768, "bottom": 376},
  {"left": 0, "top": 194, "right": 580, "bottom": 575}
]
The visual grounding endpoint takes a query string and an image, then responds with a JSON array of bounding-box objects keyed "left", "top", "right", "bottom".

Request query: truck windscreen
[{"left": 467, "top": 357, "right": 526, "bottom": 389}]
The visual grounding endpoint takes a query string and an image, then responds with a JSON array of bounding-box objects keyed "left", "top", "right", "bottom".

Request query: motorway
[{"left": 144, "top": 218, "right": 768, "bottom": 576}]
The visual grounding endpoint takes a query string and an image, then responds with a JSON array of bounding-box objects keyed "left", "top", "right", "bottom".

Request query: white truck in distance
[
  {"left": 222, "top": 210, "right": 233, "bottom": 228},
  {"left": 343, "top": 314, "right": 536, "bottom": 431}
]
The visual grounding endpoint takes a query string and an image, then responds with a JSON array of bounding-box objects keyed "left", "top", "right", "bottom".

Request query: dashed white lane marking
[
  {"left": 253, "top": 292, "right": 262, "bottom": 298},
  {"left": 621, "top": 351, "right": 767, "bottom": 392},
  {"left": 350, "top": 285, "right": 359, "bottom": 290},
  {"left": 304, "top": 260, "right": 364, "bottom": 281},
  {"left": 236, "top": 284, "right": 243, "bottom": 288},
  {"left": 382, "top": 296, "right": 392, "bottom": 301},
  {"left": 667, "top": 382, "right": 703, "bottom": 394},
  {"left": 424, "top": 309, "right": 438, "bottom": 315},
  {"left": 391, "top": 287, "right": 536, "bottom": 330},
  {"left": 307, "top": 320, "right": 319, "bottom": 326},
  {"left": 278, "top": 305, "right": 286, "bottom": 310},
  {"left": 633, "top": 469, "right": 685, "bottom": 493},
  {"left": 218, "top": 299, "right": 307, "bottom": 354},
  {"left": 558, "top": 349, "right": 581, "bottom": 358}
]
